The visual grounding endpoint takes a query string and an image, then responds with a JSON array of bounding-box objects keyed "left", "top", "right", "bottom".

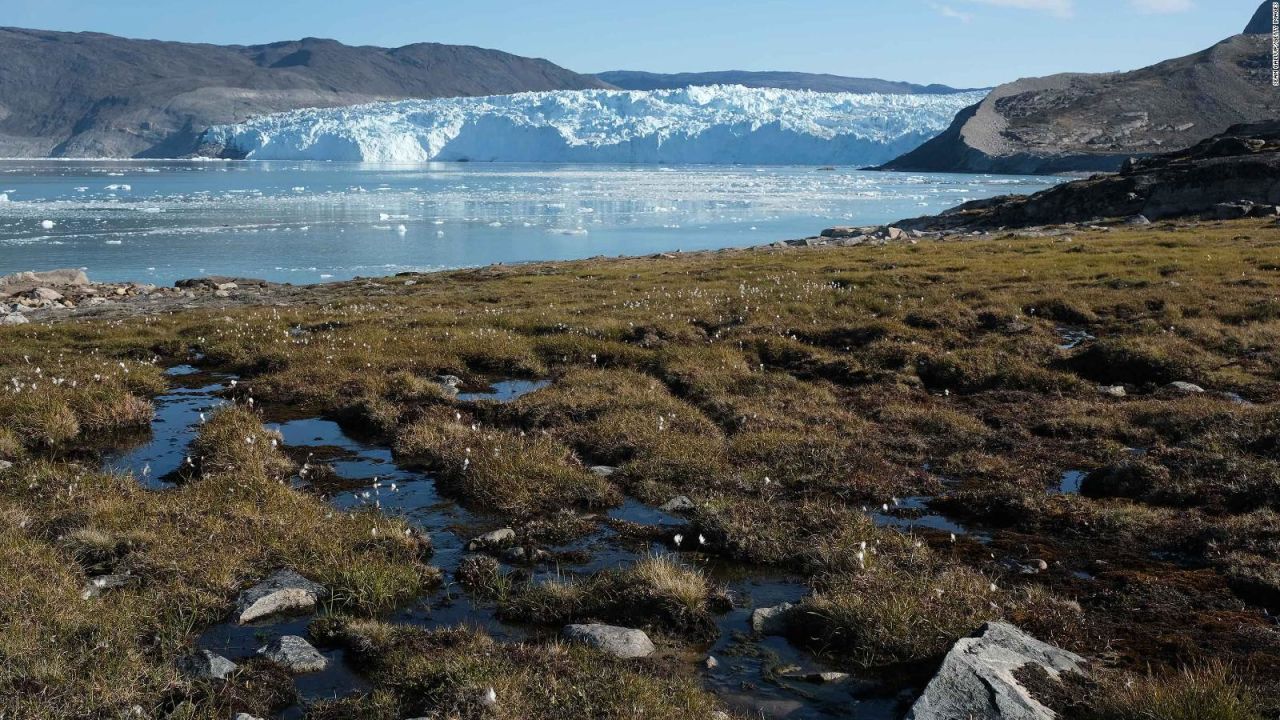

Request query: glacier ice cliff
[{"left": 201, "top": 85, "right": 987, "bottom": 165}]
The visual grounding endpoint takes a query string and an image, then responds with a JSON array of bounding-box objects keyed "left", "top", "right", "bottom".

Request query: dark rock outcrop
[
  {"left": 894, "top": 121, "right": 1280, "bottom": 231},
  {"left": 881, "top": 6, "right": 1275, "bottom": 175},
  {"left": 1246, "top": 1, "right": 1274, "bottom": 34},
  {"left": 595, "top": 70, "right": 974, "bottom": 95},
  {"left": 0, "top": 27, "right": 610, "bottom": 158}
]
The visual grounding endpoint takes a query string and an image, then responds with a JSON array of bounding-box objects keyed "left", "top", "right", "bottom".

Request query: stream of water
[{"left": 106, "top": 365, "right": 898, "bottom": 719}]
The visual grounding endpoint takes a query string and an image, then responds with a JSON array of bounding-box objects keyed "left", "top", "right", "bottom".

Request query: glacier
[{"left": 200, "top": 85, "right": 987, "bottom": 165}]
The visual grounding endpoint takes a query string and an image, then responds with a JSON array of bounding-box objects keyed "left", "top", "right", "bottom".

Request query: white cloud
[
  {"left": 967, "top": 0, "right": 1075, "bottom": 17},
  {"left": 1129, "top": 0, "right": 1193, "bottom": 13},
  {"left": 933, "top": 3, "right": 974, "bottom": 22}
]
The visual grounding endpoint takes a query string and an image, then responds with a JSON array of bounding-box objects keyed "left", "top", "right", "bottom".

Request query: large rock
[
  {"left": 1, "top": 314, "right": 28, "bottom": 326},
  {"left": 257, "top": 635, "right": 328, "bottom": 673},
  {"left": 906, "top": 622, "right": 1084, "bottom": 720},
  {"left": 562, "top": 623, "right": 655, "bottom": 659},
  {"left": 750, "top": 602, "right": 796, "bottom": 636},
  {"left": 235, "top": 569, "right": 327, "bottom": 623},
  {"left": 177, "top": 649, "right": 237, "bottom": 680}
]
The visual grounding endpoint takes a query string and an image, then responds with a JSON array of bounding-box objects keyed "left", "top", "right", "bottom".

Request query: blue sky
[{"left": 6, "top": 0, "right": 1260, "bottom": 87}]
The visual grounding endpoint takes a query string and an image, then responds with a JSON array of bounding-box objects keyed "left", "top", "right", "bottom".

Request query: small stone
[
  {"left": 802, "top": 671, "right": 851, "bottom": 684},
  {"left": 214, "top": 282, "right": 238, "bottom": 291},
  {"left": 562, "top": 623, "right": 655, "bottom": 659},
  {"left": 501, "top": 546, "right": 527, "bottom": 563},
  {"left": 1098, "top": 385, "right": 1127, "bottom": 398},
  {"left": 750, "top": 602, "right": 796, "bottom": 636},
  {"left": 178, "top": 649, "right": 238, "bottom": 680},
  {"left": 1165, "top": 381, "right": 1205, "bottom": 394},
  {"left": 704, "top": 655, "right": 719, "bottom": 670},
  {"left": 1124, "top": 214, "right": 1151, "bottom": 225},
  {"left": 436, "top": 374, "right": 462, "bottom": 396},
  {"left": 81, "top": 573, "right": 133, "bottom": 600},
  {"left": 257, "top": 635, "right": 327, "bottom": 673},
  {"left": 1, "top": 313, "right": 27, "bottom": 325},
  {"left": 233, "top": 715, "right": 264, "bottom": 720},
  {"left": 588, "top": 465, "right": 617, "bottom": 477},
  {"left": 0, "top": 460, "right": 12, "bottom": 471},
  {"left": 469, "top": 527, "right": 516, "bottom": 550},
  {"left": 887, "top": 226, "right": 906, "bottom": 240},
  {"left": 214, "top": 290, "right": 231, "bottom": 298},
  {"left": 659, "top": 495, "right": 695, "bottom": 513},
  {"left": 235, "top": 569, "right": 327, "bottom": 623}
]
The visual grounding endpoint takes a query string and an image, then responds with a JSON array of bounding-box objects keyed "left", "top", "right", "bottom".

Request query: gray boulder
[
  {"left": 659, "top": 495, "right": 695, "bottom": 512},
  {"left": 750, "top": 602, "right": 796, "bottom": 635},
  {"left": 1165, "top": 381, "right": 1205, "bottom": 394},
  {"left": 233, "top": 715, "right": 264, "bottom": 720},
  {"left": 562, "top": 623, "right": 655, "bottom": 659},
  {"left": 1, "top": 314, "right": 28, "bottom": 326},
  {"left": 906, "top": 622, "right": 1084, "bottom": 720},
  {"left": 235, "top": 569, "right": 327, "bottom": 623},
  {"left": 468, "top": 527, "right": 516, "bottom": 550},
  {"left": 178, "top": 649, "right": 238, "bottom": 680},
  {"left": 257, "top": 635, "right": 328, "bottom": 673}
]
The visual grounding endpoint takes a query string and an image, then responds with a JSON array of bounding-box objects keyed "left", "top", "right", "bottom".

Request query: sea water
[{"left": 0, "top": 161, "right": 1059, "bottom": 285}]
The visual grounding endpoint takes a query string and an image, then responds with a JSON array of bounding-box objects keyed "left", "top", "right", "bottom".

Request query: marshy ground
[{"left": 2, "top": 218, "right": 1279, "bottom": 719}]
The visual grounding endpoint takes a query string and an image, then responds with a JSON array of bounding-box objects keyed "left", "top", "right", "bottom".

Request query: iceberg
[{"left": 201, "top": 85, "right": 985, "bottom": 165}]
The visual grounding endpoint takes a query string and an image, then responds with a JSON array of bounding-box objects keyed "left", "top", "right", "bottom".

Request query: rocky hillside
[
  {"left": 0, "top": 28, "right": 610, "bottom": 158},
  {"left": 595, "top": 70, "right": 971, "bottom": 94},
  {"left": 881, "top": 2, "right": 1276, "bottom": 174},
  {"left": 892, "top": 120, "right": 1280, "bottom": 231}
]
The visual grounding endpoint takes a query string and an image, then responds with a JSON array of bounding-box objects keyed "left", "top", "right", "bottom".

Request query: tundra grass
[{"left": 2, "top": 219, "right": 1280, "bottom": 715}]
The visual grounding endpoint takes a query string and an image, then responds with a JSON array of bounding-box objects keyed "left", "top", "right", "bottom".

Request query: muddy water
[{"left": 105, "top": 369, "right": 910, "bottom": 719}]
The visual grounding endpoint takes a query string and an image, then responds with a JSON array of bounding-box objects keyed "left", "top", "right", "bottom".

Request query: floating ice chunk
[
  {"left": 0, "top": 194, "right": 8, "bottom": 202},
  {"left": 40, "top": 220, "right": 55, "bottom": 230},
  {"left": 105, "top": 184, "right": 132, "bottom": 191},
  {"left": 396, "top": 224, "right": 407, "bottom": 235}
]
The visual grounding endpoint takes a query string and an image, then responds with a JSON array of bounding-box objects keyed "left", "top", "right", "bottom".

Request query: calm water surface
[{"left": 0, "top": 161, "right": 1058, "bottom": 284}]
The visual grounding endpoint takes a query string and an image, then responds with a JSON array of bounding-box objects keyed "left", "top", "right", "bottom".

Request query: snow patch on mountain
[{"left": 201, "top": 85, "right": 986, "bottom": 165}]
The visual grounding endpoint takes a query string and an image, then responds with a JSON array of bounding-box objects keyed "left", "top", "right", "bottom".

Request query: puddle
[
  {"left": 1056, "top": 325, "right": 1095, "bottom": 351},
  {"left": 457, "top": 379, "right": 549, "bottom": 403},
  {"left": 1056, "top": 470, "right": 1086, "bottom": 494},
  {"left": 869, "top": 496, "right": 989, "bottom": 542},
  {"left": 103, "top": 371, "right": 908, "bottom": 718}
]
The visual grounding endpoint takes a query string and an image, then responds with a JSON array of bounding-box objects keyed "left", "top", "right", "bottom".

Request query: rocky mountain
[
  {"left": 892, "top": 120, "right": 1280, "bottom": 231},
  {"left": 881, "top": 2, "right": 1276, "bottom": 175},
  {"left": 595, "top": 70, "right": 972, "bottom": 95},
  {"left": 0, "top": 28, "right": 611, "bottom": 158}
]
